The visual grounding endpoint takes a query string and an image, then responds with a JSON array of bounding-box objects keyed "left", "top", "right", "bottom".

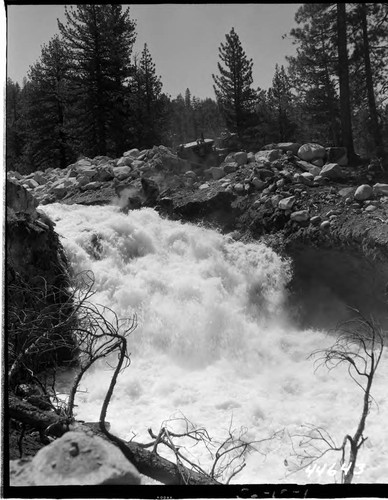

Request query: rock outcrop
[{"left": 7, "top": 182, "right": 75, "bottom": 382}]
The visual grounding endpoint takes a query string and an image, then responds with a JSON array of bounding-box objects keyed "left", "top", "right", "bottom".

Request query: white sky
[{"left": 6, "top": 3, "right": 302, "bottom": 100}]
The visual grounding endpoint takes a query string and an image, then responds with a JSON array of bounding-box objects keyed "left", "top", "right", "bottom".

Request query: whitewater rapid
[{"left": 41, "top": 203, "right": 388, "bottom": 484}]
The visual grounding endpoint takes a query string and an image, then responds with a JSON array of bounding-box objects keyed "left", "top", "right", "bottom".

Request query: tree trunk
[
  {"left": 8, "top": 394, "right": 220, "bottom": 485},
  {"left": 360, "top": 3, "right": 386, "bottom": 162},
  {"left": 336, "top": 3, "right": 355, "bottom": 160}
]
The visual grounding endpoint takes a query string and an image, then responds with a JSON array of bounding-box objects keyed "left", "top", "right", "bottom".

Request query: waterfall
[{"left": 41, "top": 203, "right": 388, "bottom": 484}]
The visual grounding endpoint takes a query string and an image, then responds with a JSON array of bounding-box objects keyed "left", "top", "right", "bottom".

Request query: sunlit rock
[{"left": 10, "top": 431, "right": 141, "bottom": 486}]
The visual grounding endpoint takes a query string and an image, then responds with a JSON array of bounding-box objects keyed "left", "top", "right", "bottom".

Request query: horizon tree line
[{"left": 6, "top": 3, "right": 388, "bottom": 173}]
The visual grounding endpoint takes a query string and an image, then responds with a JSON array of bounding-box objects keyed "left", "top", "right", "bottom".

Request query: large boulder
[
  {"left": 297, "top": 143, "right": 326, "bottom": 161},
  {"left": 10, "top": 431, "right": 141, "bottom": 486}
]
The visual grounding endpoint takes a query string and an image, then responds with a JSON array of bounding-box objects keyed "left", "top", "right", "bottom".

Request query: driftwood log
[{"left": 8, "top": 394, "right": 220, "bottom": 485}]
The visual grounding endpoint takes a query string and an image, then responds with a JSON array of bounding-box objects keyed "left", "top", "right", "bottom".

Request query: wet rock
[
  {"left": 291, "top": 210, "right": 309, "bottom": 222},
  {"left": 373, "top": 183, "right": 388, "bottom": 196},
  {"left": 279, "top": 196, "right": 296, "bottom": 210},
  {"left": 297, "top": 143, "right": 326, "bottom": 161},
  {"left": 326, "top": 147, "right": 348, "bottom": 166},
  {"left": 10, "top": 431, "right": 141, "bottom": 486},
  {"left": 320, "top": 163, "right": 343, "bottom": 180},
  {"left": 320, "top": 220, "right": 331, "bottom": 229},
  {"left": 354, "top": 184, "right": 373, "bottom": 201}
]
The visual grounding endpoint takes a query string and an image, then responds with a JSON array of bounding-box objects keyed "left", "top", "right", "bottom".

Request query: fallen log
[{"left": 8, "top": 394, "right": 220, "bottom": 485}]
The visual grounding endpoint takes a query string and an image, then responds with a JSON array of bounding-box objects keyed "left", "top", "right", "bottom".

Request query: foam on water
[{"left": 42, "top": 203, "right": 388, "bottom": 484}]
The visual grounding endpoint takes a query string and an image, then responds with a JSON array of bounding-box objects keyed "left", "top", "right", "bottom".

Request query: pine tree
[
  {"left": 347, "top": 3, "right": 388, "bottom": 159},
  {"left": 58, "top": 5, "right": 136, "bottom": 157},
  {"left": 212, "top": 27, "right": 257, "bottom": 141},
  {"left": 132, "top": 43, "right": 166, "bottom": 148},
  {"left": 267, "top": 64, "right": 298, "bottom": 142},
  {"left": 337, "top": 3, "right": 355, "bottom": 159},
  {"left": 21, "top": 35, "right": 74, "bottom": 170},
  {"left": 287, "top": 3, "right": 341, "bottom": 145},
  {"left": 6, "top": 78, "right": 24, "bottom": 171}
]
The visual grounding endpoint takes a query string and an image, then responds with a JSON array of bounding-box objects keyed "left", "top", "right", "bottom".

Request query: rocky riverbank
[{"left": 6, "top": 140, "right": 388, "bottom": 485}]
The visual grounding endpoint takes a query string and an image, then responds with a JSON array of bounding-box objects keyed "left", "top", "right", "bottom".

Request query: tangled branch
[{"left": 286, "top": 310, "right": 385, "bottom": 483}]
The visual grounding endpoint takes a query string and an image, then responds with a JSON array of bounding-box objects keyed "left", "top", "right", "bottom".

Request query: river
[{"left": 41, "top": 202, "right": 388, "bottom": 484}]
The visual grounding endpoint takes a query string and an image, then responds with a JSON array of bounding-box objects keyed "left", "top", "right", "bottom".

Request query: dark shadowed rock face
[
  {"left": 7, "top": 179, "right": 39, "bottom": 216},
  {"left": 7, "top": 184, "right": 75, "bottom": 379}
]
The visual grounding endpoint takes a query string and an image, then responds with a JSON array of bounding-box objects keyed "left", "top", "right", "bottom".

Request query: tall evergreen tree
[
  {"left": 6, "top": 78, "right": 24, "bottom": 171},
  {"left": 347, "top": 3, "right": 388, "bottom": 159},
  {"left": 212, "top": 27, "right": 257, "bottom": 141},
  {"left": 287, "top": 3, "right": 341, "bottom": 145},
  {"left": 21, "top": 35, "right": 74, "bottom": 170},
  {"left": 58, "top": 5, "right": 136, "bottom": 157},
  {"left": 132, "top": 43, "right": 165, "bottom": 148},
  {"left": 336, "top": 2, "right": 355, "bottom": 159},
  {"left": 267, "top": 64, "right": 298, "bottom": 142}
]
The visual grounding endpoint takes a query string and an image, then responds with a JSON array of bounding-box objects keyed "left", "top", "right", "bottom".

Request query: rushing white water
[{"left": 41, "top": 203, "right": 388, "bottom": 484}]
